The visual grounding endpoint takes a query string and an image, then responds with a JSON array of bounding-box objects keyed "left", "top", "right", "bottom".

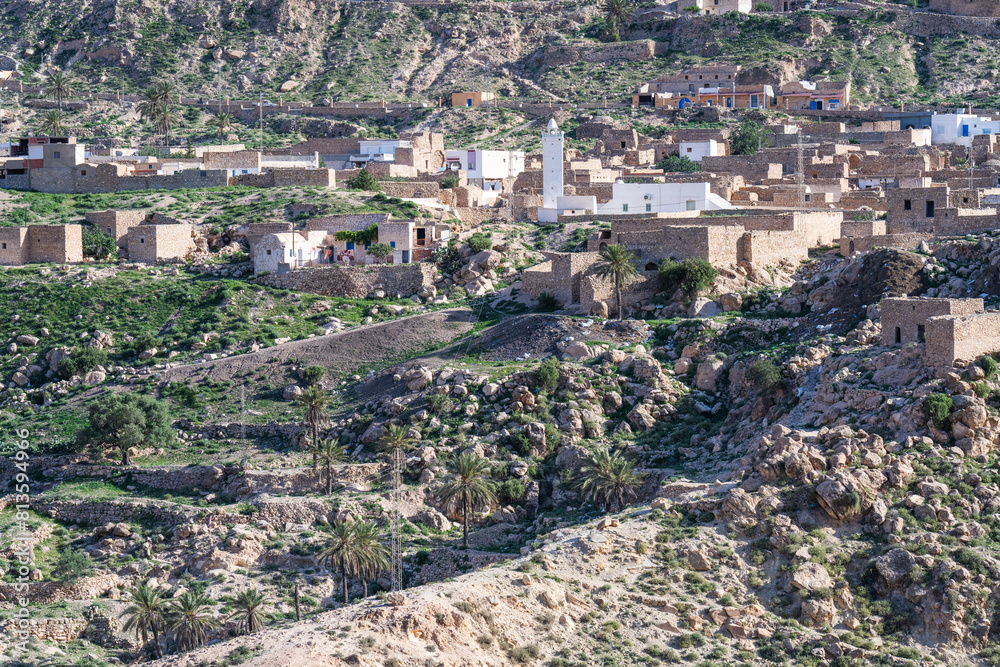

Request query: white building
[
  {"left": 596, "top": 181, "right": 731, "bottom": 215},
  {"left": 252, "top": 231, "right": 330, "bottom": 275},
  {"left": 351, "top": 139, "right": 413, "bottom": 165},
  {"left": 444, "top": 149, "right": 525, "bottom": 190},
  {"left": 536, "top": 119, "right": 729, "bottom": 221},
  {"left": 678, "top": 140, "right": 721, "bottom": 163},
  {"left": 930, "top": 113, "right": 1000, "bottom": 148}
]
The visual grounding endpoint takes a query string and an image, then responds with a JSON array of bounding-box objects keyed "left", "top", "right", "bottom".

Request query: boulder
[
  {"left": 15, "top": 335, "right": 38, "bottom": 346},
  {"left": 800, "top": 598, "right": 836, "bottom": 626},
  {"left": 416, "top": 510, "right": 451, "bottom": 532},
  {"left": 874, "top": 548, "right": 915, "bottom": 586},
  {"left": 689, "top": 298, "right": 720, "bottom": 318},
  {"left": 563, "top": 341, "right": 592, "bottom": 361},
  {"left": 694, "top": 357, "right": 726, "bottom": 391},
  {"left": 591, "top": 301, "right": 609, "bottom": 318},
  {"left": 405, "top": 368, "right": 433, "bottom": 391},
  {"left": 719, "top": 292, "right": 743, "bottom": 312},
  {"left": 627, "top": 404, "right": 656, "bottom": 431},
  {"left": 83, "top": 370, "right": 107, "bottom": 385},
  {"left": 283, "top": 384, "right": 303, "bottom": 400},
  {"left": 792, "top": 562, "right": 832, "bottom": 591},
  {"left": 688, "top": 550, "right": 712, "bottom": 571}
]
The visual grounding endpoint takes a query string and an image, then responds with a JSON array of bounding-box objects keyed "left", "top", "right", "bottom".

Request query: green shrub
[
  {"left": 82, "top": 226, "right": 117, "bottom": 260},
  {"left": 301, "top": 365, "right": 326, "bottom": 386},
  {"left": 979, "top": 355, "right": 998, "bottom": 379},
  {"left": 535, "top": 357, "right": 560, "bottom": 391},
  {"left": 536, "top": 291, "right": 559, "bottom": 313},
  {"left": 467, "top": 232, "right": 493, "bottom": 253},
  {"left": 427, "top": 393, "right": 452, "bottom": 414},
  {"left": 953, "top": 547, "right": 986, "bottom": 575},
  {"left": 345, "top": 169, "right": 381, "bottom": 192},
  {"left": 441, "top": 174, "right": 459, "bottom": 189},
  {"left": 974, "top": 382, "right": 990, "bottom": 399},
  {"left": 676, "top": 633, "right": 705, "bottom": 649},
  {"left": 745, "top": 359, "right": 781, "bottom": 393},
  {"left": 52, "top": 548, "right": 95, "bottom": 581},
  {"left": 655, "top": 155, "right": 701, "bottom": 173},
  {"left": 57, "top": 346, "right": 109, "bottom": 380},
  {"left": 498, "top": 478, "right": 527, "bottom": 504},
  {"left": 658, "top": 258, "right": 718, "bottom": 297},
  {"left": 924, "top": 393, "right": 953, "bottom": 430}
]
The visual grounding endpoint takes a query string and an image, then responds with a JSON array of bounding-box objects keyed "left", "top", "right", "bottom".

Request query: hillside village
[{"left": 12, "top": 0, "right": 1000, "bottom": 667}]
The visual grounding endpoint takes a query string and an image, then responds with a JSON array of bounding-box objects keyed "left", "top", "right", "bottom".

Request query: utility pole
[
  {"left": 259, "top": 91, "right": 264, "bottom": 152},
  {"left": 796, "top": 130, "right": 805, "bottom": 208},
  {"left": 390, "top": 445, "right": 403, "bottom": 592},
  {"left": 240, "top": 385, "right": 247, "bottom": 468}
]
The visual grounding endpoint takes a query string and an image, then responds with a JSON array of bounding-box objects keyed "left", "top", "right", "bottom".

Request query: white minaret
[{"left": 542, "top": 118, "right": 564, "bottom": 210}]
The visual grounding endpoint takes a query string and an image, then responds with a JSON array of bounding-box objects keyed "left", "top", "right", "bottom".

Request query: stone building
[
  {"left": 0, "top": 224, "right": 83, "bottom": 265},
  {"left": 886, "top": 185, "right": 998, "bottom": 236},
  {"left": 252, "top": 231, "right": 330, "bottom": 275},
  {"left": 928, "top": 0, "right": 1000, "bottom": 16},
  {"left": 880, "top": 297, "right": 984, "bottom": 347},
  {"left": 85, "top": 210, "right": 146, "bottom": 248},
  {"left": 125, "top": 224, "right": 196, "bottom": 264}
]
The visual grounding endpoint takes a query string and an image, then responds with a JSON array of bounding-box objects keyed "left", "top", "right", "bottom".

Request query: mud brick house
[
  {"left": 778, "top": 80, "right": 852, "bottom": 111},
  {"left": 125, "top": 224, "right": 196, "bottom": 264},
  {"left": 880, "top": 296, "right": 1000, "bottom": 366},
  {"left": 0, "top": 224, "right": 83, "bottom": 265}
]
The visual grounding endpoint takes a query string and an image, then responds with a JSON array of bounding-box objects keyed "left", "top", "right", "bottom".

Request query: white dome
[{"left": 546, "top": 118, "right": 559, "bottom": 131}]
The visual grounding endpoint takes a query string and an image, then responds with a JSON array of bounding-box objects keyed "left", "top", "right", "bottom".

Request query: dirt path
[{"left": 161, "top": 308, "right": 477, "bottom": 384}]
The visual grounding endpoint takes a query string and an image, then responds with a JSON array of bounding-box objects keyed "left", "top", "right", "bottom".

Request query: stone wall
[
  {"left": 126, "top": 224, "right": 195, "bottom": 264},
  {"left": 927, "top": 312, "right": 1000, "bottom": 366},
  {"left": 0, "top": 617, "right": 86, "bottom": 641},
  {"left": 380, "top": 181, "right": 442, "bottom": 198},
  {"left": 254, "top": 263, "right": 437, "bottom": 298},
  {"left": 85, "top": 209, "right": 146, "bottom": 247},
  {"left": 927, "top": 0, "right": 1000, "bottom": 17},
  {"left": 579, "top": 271, "right": 659, "bottom": 316},
  {"left": 27, "top": 224, "right": 83, "bottom": 263},
  {"left": 841, "top": 233, "right": 932, "bottom": 255},
  {"left": 0, "top": 575, "right": 123, "bottom": 605},
  {"left": 305, "top": 213, "right": 390, "bottom": 233},
  {"left": 740, "top": 230, "right": 809, "bottom": 267}
]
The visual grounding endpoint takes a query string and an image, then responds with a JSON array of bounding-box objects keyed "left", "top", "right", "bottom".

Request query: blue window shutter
[
  {"left": 390, "top": 241, "right": 396, "bottom": 248},
  {"left": 346, "top": 242, "right": 355, "bottom": 250}
]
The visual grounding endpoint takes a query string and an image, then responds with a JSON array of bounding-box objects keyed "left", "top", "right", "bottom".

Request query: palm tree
[
  {"left": 296, "top": 385, "right": 332, "bottom": 470},
  {"left": 594, "top": 243, "right": 638, "bottom": 320},
  {"left": 154, "top": 105, "right": 180, "bottom": 147},
  {"left": 39, "top": 110, "right": 68, "bottom": 137},
  {"left": 437, "top": 453, "right": 497, "bottom": 549},
  {"left": 229, "top": 589, "right": 268, "bottom": 635},
  {"left": 603, "top": 0, "right": 632, "bottom": 42},
  {"left": 121, "top": 583, "right": 168, "bottom": 658},
  {"left": 309, "top": 438, "right": 347, "bottom": 495},
  {"left": 317, "top": 521, "right": 361, "bottom": 604},
  {"left": 167, "top": 592, "right": 220, "bottom": 653},
  {"left": 378, "top": 424, "right": 412, "bottom": 456},
  {"left": 137, "top": 81, "right": 180, "bottom": 146},
  {"left": 208, "top": 112, "right": 236, "bottom": 141},
  {"left": 577, "top": 447, "right": 644, "bottom": 512},
  {"left": 45, "top": 72, "right": 73, "bottom": 111},
  {"left": 352, "top": 520, "right": 390, "bottom": 597}
]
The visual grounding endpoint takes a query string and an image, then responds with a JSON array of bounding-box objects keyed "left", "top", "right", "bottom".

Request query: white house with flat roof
[
  {"left": 444, "top": 149, "right": 525, "bottom": 190},
  {"left": 596, "top": 181, "right": 731, "bottom": 215},
  {"left": 678, "top": 140, "right": 721, "bottom": 163},
  {"left": 931, "top": 113, "right": 1000, "bottom": 148}
]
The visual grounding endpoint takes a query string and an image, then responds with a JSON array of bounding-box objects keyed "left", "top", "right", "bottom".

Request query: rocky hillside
[{"left": 3, "top": 0, "right": 999, "bottom": 107}]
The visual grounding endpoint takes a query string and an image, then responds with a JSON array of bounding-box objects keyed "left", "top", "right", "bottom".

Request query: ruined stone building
[
  {"left": 125, "top": 224, "right": 197, "bottom": 264},
  {"left": 880, "top": 297, "right": 1000, "bottom": 367},
  {"left": 0, "top": 224, "right": 83, "bottom": 265}
]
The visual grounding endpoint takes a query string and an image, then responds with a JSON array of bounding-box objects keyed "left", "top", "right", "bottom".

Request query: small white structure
[
  {"left": 444, "top": 149, "right": 525, "bottom": 190},
  {"left": 678, "top": 140, "right": 721, "bottom": 163},
  {"left": 930, "top": 113, "right": 1000, "bottom": 148},
  {"left": 351, "top": 139, "right": 413, "bottom": 165},
  {"left": 596, "top": 181, "right": 731, "bottom": 215},
  {"left": 252, "top": 231, "right": 330, "bottom": 275}
]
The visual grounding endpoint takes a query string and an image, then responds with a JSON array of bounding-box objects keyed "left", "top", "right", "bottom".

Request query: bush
[
  {"left": 676, "top": 633, "right": 705, "bottom": 649},
  {"left": 57, "top": 346, "right": 109, "bottom": 380},
  {"left": 658, "top": 258, "right": 719, "bottom": 297},
  {"left": 345, "top": 169, "right": 381, "bottom": 192},
  {"left": 498, "top": 478, "right": 527, "bottom": 504},
  {"left": 953, "top": 547, "right": 986, "bottom": 575},
  {"left": 745, "top": 359, "right": 781, "bottom": 393},
  {"left": 508, "top": 645, "right": 540, "bottom": 663},
  {"left": 53, "top": 548, "right": 95, "bottom": 581},
  {"left": 441, "top": 174, "right": 459, "bottom": 189},
  {"left": 924, "top": 393, "right": 953, "bottom": 430},
  {"left": 536, "top": 291, "right": 559, "bottom": 313},
  {"left": 467, "top": 232, "right": 493, "bottom": 253},
  {"left": 979, "top": 355, "right": 998, "bottom": 379},
  {"left": 655, "top": 155, "right": 701, "bottom": 173},
  {"left": 535, "top": 357, "right": 560, "bottom": 391},
  {"left": 974, "top": 382, "right": 991, "bottom": 399},
  {"left": 731, "top": 119, "right": 771, "bottom": 156},
  {"left": 300, "top": 365, "right": 326, "bottom": 386},
  {"left": 427, "top": 393, "right": 452, "bottom": 414},
  {"left": 82, "top": 227, "right": 117, "bottom": 261}
]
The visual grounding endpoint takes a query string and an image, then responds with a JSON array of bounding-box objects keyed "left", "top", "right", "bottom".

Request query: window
[
  {"left": 346, "top": 242, "right": 355, "bottom": 250},
  {"left": 904, "top": 199, "right": 912, "bottom": 210},
  {"left": 645, "top": 203, "right": 652, "bottom": 212},
  {"left": 686, "top": 147, "right": 692, "bottom": 153},
  {"left": 622, "top": 204, "right": 628, "bottom": 212},
  {"left": 266, "top": 249, "right": 272, "bottom": 255},
  {"left": 81, "top": 170, "right": 86, "bottom": 176},
  {"left": 750, "top": 95, "right": 759, "bottom": 108},
  {"left": 139, "top": 238, "right": 145, "bottom": 244},
  {"left": 917, "top": 324, "right": 925, "bottom": 343},
  {"left": 390, "top": 241, "right": 396, "bottom": 248},
  {"left": 621, "top": 141, "right": 627, "bottom": 149},
  {"left": 895, "top": 327, "right": 901, "bottom": 344},
  {"left": 1, "top": 243, "right": 5, "bottom": 249},
  {"left": 686, "top": 200, "right": 697, "bottom": 211},
  {"left": 926, "top": 200, "right": 935, "bottom": 218},
  {"left": 53, "top": 151, "right": 60, "bottom": 159}
]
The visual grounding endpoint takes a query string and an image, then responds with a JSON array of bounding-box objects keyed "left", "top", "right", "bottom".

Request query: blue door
[
  {"left": 809, "top": 101, "right": 817, "bottom": 110},
  {"left": 678, "top": 98, "right": 691, "bottom": 109},
  {"left": 962, "top": 125, "right": 970, "bottom": 137}
]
